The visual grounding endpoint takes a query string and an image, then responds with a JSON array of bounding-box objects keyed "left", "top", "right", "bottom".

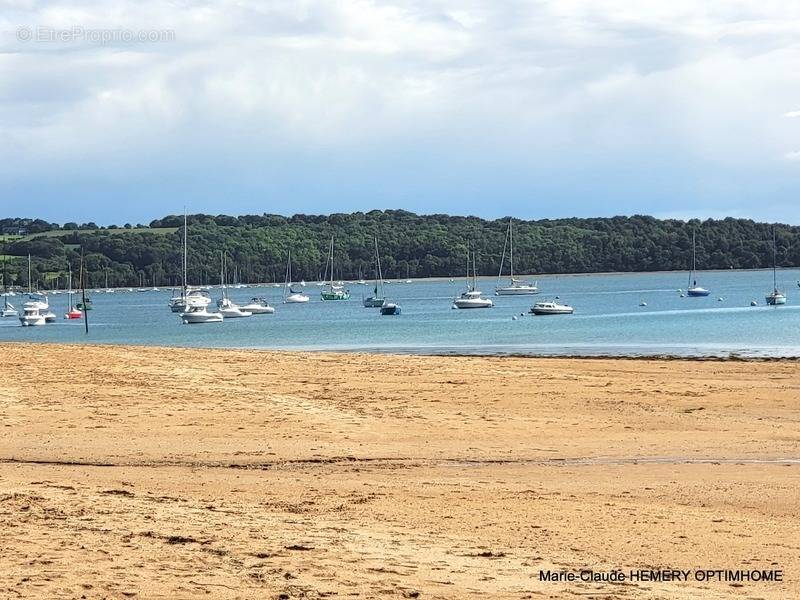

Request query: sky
[{"left": 2, "top": 0, "right": 800, "bottom": 225}]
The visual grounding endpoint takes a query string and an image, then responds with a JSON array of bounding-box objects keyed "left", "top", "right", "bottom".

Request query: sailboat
[
  {"left": 363, "top": 236, "right": 386, "bottom": 307},
  {"left": 283, "top": 250, "right": 310, "bottom": 303},
  {"left": 765, "top": 228, "right": 787, "bottom": 306},
  {"left": 170, "top": 211, "right": 213, "bottom": 313},
  {"left": 453, "top": 245, "right": 493, "bottom": 309},
  {"left": 686, "top": 231, "right": 710, "bottom": 297},
  {"left": 320, "top": 237, "right": 350, "bottom": 300},
  {"left": 216, "top": 252, "right": 252, "bottom": 318},
  {"left": 2, "top": 253, "right": 17, "bottom": 317},
  {"left": 64, "top": 266, "right": 82, "bottom": 319},
  {"left": 495, "top": 219, "right": 538, "bottom": 295}
]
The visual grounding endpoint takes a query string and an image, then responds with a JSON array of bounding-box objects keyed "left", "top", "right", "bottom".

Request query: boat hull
[
  {"left": 495, "top": 286, "right": 538, "bottom": 296},
  {"left": 380, "top": 303, "right": 401, "bottom": 315},
  {"left": 321, "top": 291, "right": 350, "bottom": 301},
  {"left": 241, "top": 305, "right": 275, "bottom": 314},
  {"left": 219, "top": 308, "right": 252, "bottom": 318},
  {"left": 284, "top": 294, "right": 310, "bottom": 303},
  {"left": 20, "top": 316, "right": 46, "bottom": 326},
  {"left": 453, "top": 299, "right": 493, "bottom": 309},
  {"left": 686, "top": 288, "right": 710, "bottom": 297},
  {"left": 765, "top": 294, "right": 787, "bottom": 306},
  {"left": 181, "top": 313, "right": 224, "bottom": 324},
  {"left": 363, "top": 297, "right": 384, "bottom": 308}
]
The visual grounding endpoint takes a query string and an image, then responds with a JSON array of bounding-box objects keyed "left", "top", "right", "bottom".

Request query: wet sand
[{"left": 1, "top": 343, "right": 798, "bottom": 599}]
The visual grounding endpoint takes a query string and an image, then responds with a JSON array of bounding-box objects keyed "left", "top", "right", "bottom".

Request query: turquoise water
[{"left": 2, "top": 269, "right": 800, "bottom": 357}]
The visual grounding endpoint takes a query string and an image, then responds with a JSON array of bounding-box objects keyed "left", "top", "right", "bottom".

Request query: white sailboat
[
  {"left": 363, "top": 236, "right": 386, "bottom": 308},
  {"left": 283, "top": 250, "right": 310, "bottom": 303},
  {"left": 216, "top": 252, "right": 252, "bottom": 318},
  {"left": 765, "top": 228, "right": 787, "bottom": 306},
  {"left": 495, "top": 219, "right": 538, "bottom": 295},
  {"left": 2, "top": 253, "right": 17, "bottom": 317},
  {"left": 320, "top": 237, "right": 350, "bottom": 301},
  {"left": 686, "top": 231, "right": 710, "bottom": 297},
  {"left": 453, "top": 246, "right": 493, "bottom": 309}
]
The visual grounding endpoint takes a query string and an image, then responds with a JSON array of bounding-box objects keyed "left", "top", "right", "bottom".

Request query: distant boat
[
  {"left": 240, "top": 297, "right": 275, "bottom": 314},
  {"left": 686, "top": 231, "right": 710, "bottom": 297},
  {"left": 453, "top": 246, "right": 493, "bottom": 309},
  {"left": 19, "top": 304, "right": 46, "bottom": 326},
  {"left": 530, "top": 301, "right": 574, "bottom": 315},
  {"left": 283, "top": 250, "right": 310, "bottom": 303},
  {"left": 181, "top": 304, "right": 223, "bottom": 324},
  {"left": 1, "top": 253, "right": 17, "bottom": 317},
  {"left": 380, "top": 301, "right": 401, "bottom": 315},
  {"left": 495, "top": 218, "right": 538, "bottom": 295},
  {"left": 64, "top": 266, "right": 82, "bottom": 319},
  {"left": 320, "top": 237, "right": 350, "bottom": 301},
  {"left": 765, "top": 227, "right": 787, "bottom": 306},
  {"left": 217, "top": 251, "right": 252, "bottom": 317},
  {"left": 363, "top": 236, "right": 386, "bottom": 308}
]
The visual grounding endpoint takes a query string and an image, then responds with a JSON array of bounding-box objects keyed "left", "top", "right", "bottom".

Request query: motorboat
[
  {"left": 530, "top": 301, "right": 574, "bottom": 315},
  {"left": 180, "top": 305, "right": 224, "bottom": 324},
  {"left": 169, "top": 289, "right": 212, "bottom": 313},
  {"left": 495, "top": 219, "right": 539, "bottom": 295},
  {"left": 19, "top": 304, "right": 46, "bottom": 326},
  {"left": 240, "top": 297, "right": 275, "bottom": 314},
  {"left": 217, "top": 298, "right": 252, "bottom": 318},
  {"left": 380, "top": 301, "right": 401, "bottom": 315}
]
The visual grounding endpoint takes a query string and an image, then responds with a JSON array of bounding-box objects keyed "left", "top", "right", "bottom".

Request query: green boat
[
  {"left": 320, "top": 236, "right": 350, "bottom": 301},
  {"left": 77, "top": 297, "right": 93, "bottom": 311}
]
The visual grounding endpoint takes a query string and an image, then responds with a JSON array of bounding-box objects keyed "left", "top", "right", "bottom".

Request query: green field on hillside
[{"left": 21, "top": 227, "right": 177, "bottom": 240}]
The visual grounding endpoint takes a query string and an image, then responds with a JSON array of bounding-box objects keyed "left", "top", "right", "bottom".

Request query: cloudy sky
[{"left": 2, "top": 0, "right": 800, "bottom": 224}]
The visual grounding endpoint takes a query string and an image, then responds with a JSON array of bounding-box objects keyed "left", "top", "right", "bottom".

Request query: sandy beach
[{"left": 0, "top": 343, "right": 798, "bottom": 599}]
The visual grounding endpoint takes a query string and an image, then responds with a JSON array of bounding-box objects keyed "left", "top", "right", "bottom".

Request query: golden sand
[{"left": 1, "top": 343, "right": 798, "bottom": 599}]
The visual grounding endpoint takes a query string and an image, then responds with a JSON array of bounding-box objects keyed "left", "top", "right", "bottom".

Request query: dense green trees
[{"left": 2, "top": 212, "right": 799, "bottom": 289}]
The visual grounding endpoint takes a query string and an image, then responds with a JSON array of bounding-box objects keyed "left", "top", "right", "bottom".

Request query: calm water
[{"left": 2, "top": 269, "right": 800, "bottom": 358}]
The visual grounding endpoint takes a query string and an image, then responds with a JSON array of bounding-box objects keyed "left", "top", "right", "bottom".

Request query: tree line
[{"left": 2, "top": 211, "right": 799, "bottom": 289}]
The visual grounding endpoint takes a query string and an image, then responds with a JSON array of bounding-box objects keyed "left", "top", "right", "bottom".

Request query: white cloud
[
  {"left": 785, "top": 151, "right": 800, "bottom": 161},
  {"left": 785, "top": 110, "right": 800, "bottom": 117},
  {"left": 2, "top": 0, "right": 800, "bottom": 221}
]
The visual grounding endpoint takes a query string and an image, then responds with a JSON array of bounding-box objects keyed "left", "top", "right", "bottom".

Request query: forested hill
[{"left": 1, "top": 211, "right": 799, "bottom": 289}]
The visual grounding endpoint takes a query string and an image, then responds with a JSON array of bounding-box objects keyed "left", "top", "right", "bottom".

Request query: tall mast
[
  {"left": 472, "top": 247, "right": 478, "bottom": 290},
  {"left": 465, "top": 244, "right": 470, "bottom": 291},
  {"left": 2, "top": 251, "right": 7, "bottom": 310},
  {"left": 509, "top": 219, "right": 514, "bottom": 280},
  {"left": 183, "top": 209, "right": 188, "bottom": 294},
  {"left": 773, "top": 227, "right": 777, "bottom": 290},
  {"left": 374, "top": 236, "right": 384, "bottom": 298},
  {"left": 28, "top": 253, "right": 32, "bottom": 293},
  {"left": 284, "top": 250, "right": 291, "bottom": 300},
  {"left": 329, "top": 236, "right": 335, "bottom": 287},
  {"left": 688, "top": 231, "right": 695, "bottom": 288}
]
